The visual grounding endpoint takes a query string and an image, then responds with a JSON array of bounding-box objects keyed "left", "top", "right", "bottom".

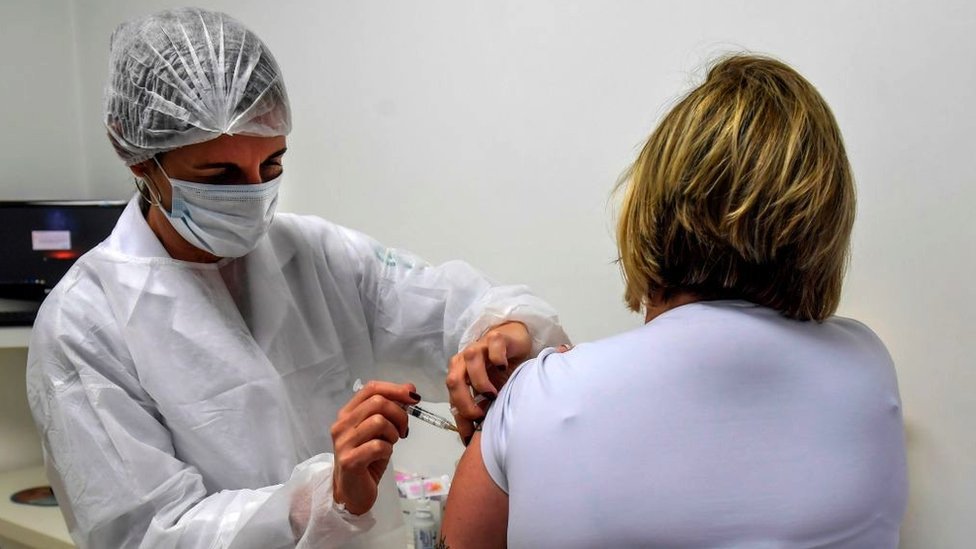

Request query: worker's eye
[
  {"left": 200, "top": 170, "right": 241, "bottom": 185},
  {"left": 262, "top": 162, "right": 284, "bottom": 178}
]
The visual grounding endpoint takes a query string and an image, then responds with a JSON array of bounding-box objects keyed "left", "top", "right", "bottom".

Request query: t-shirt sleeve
[{"left": 479, "top": 347, "right": 559, "bottom": 494}]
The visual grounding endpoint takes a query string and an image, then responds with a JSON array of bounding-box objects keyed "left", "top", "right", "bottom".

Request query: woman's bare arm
[{"left": 441, "top": 433, "right": 509, "bottom": 548}]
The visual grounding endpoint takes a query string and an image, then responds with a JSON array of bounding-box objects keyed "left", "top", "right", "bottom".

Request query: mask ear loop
[
  {"left": 134, "top": 176, "right": 163, "bottom": 208},
  {"left": 134, "top": 157, "right": 168, "bottom": 209}
]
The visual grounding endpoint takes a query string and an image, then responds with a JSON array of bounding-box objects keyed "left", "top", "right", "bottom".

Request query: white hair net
[{"left": 104, "top": 7, "right": 291, "bottom": 166}]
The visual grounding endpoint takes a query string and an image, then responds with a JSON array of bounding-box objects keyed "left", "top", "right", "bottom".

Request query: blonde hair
[{"left": 617, "top": 54, "right": 855, "bottom": 321}]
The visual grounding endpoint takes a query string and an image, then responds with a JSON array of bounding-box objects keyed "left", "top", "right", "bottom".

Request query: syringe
[{"left": 353, "top": 379, "right": 458, "bottom": 433}]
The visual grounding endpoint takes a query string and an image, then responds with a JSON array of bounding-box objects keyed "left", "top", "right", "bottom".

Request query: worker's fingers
[
  {"left": 462, "top": 345, "right": 497, "bottom": 397},
  {"left": 337, "top": 439, "right": 394, "bottom": 473},
  {"left": 334, "top": 394, "right": 410, "bottom": 442},
  {"left": 346, "top": 413, "right": 402, "bottom": 449},
  {"left": 447, "top": 353, "right": 484, "bottom": 420},
  {"left": 485, "top": 331, "right": 512, "bottom": 372},
  {"left": 490, "top": 322, "right": 533, "bottom": 362},
  {"left": 452, "top": 394, "right": 494, "bottom": 446},
  {"left": 342, "top": 380, "right": 418, "bottom": 412},
  {"left": 454, "top": 413, "right": 475, "bottom": 446}
]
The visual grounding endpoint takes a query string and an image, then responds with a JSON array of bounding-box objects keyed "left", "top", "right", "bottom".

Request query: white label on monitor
[{"left": 32, "top": 230, "right": 72, "bottom": 251}]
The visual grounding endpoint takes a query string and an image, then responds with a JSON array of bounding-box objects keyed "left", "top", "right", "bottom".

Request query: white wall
[
  {"left": 0, "top": 0, "right": 88, "bottom": 200},
  {"left": 0, "top": 0, "right": 87, "bottom": 474},
  {"left": 5, "top": 1, "right": 974, "bottom": 547}
]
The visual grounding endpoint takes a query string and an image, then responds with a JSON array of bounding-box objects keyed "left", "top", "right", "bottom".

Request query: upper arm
[
  {"left": 441, "top": 353, "right": 550, "bottom": 547},
  {"left": 331, "top": 224, "right": 495, "bottom": 384},
  {"left": 441, "top": 432, "right": 509, "bottom": 549}
]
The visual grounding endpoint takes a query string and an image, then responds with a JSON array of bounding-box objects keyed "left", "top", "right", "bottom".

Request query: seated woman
[{"left": 441, "top": 55, "right": 907, "bottom": 548}]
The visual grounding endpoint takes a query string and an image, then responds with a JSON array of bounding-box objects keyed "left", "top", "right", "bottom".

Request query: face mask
[{"left": 138, "top": 161, "right": 281, "bottom": 258}]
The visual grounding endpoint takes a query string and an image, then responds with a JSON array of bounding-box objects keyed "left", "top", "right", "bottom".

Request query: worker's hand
[
  {"left": 447, "top": 322, "right": 535, "bottom": 445},
  {"left": 330, "top": 380, "right": 419, "bottom": 515}
]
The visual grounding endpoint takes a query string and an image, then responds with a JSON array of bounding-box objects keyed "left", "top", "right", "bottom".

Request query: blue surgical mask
[{"left": 138, "top": 161, "right": 281, "bottom": 258}]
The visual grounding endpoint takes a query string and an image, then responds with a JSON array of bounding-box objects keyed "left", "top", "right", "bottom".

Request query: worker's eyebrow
[{"left": 194, "top": 148, "right": 287, "bottom": 170}]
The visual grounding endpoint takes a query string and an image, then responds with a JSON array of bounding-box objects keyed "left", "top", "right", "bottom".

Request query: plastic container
[{"left": 412, "top": 498, "right": 439, "bottom": 549}]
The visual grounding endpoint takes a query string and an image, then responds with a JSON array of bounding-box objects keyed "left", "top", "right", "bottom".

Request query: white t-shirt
[{"left": 481, "top": 300, "right": 907, "bottom": 548}]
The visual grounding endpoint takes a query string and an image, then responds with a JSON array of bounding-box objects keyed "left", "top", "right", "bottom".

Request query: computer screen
[{"left": 0, "top": 201, "right": 127, "bottom": 300}]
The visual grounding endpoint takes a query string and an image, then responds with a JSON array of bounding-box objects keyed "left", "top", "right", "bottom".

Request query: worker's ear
[{"left": 129, "top": 160, "right": 152, "bottom": 178}]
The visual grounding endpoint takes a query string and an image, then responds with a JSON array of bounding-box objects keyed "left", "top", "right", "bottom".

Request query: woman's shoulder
[
  {"left": 652, "top": 301, "right": 891, "bottom": 357},
  {"left": 820, "top": 314, "right": 890, "bottom": 351},
  {"left": 524, "top": 301, "right": 896, "bottom": 393}
]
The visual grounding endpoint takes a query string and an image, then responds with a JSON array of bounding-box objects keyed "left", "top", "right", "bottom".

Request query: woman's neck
[{"left": 644, "top": 291, "right": 701, "bottom": 323}]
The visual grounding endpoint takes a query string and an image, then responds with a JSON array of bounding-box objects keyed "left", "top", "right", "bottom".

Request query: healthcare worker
[{"left": 26, "top": 7, "right": 568, "bottom": 549}]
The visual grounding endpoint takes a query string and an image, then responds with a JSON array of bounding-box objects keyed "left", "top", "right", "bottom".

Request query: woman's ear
[{"left": 129, "top": 161, "right": 152, "bottom": 178}]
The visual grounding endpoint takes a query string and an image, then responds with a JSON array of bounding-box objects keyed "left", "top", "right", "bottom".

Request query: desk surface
[
  {"left": 0, "top": 327, "right": 31, "bottom": 349},
  {"left": 0, "top": 465, "right": 73, "bottom": 549}
]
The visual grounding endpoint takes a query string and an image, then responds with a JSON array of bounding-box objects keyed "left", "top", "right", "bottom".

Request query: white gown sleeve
[
  {"left": 27, "top": 299, "right": 373, "bottom": 549},
  {"left": 332, "top": 225, "right": 570, "bottom": 397}
]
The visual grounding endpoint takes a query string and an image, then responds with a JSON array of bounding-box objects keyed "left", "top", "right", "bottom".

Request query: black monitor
[{"left": 0, "top": 200, "right": 127, "bottom": 301}]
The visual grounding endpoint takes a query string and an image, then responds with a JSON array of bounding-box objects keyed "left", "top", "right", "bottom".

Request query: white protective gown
[{"left": 26, "top": 197, "right": 568, "bottom": 549}]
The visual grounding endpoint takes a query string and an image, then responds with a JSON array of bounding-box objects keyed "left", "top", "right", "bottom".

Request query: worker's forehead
[{"left": 165, "top": 135, "right": 288, "bottom": 165}]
